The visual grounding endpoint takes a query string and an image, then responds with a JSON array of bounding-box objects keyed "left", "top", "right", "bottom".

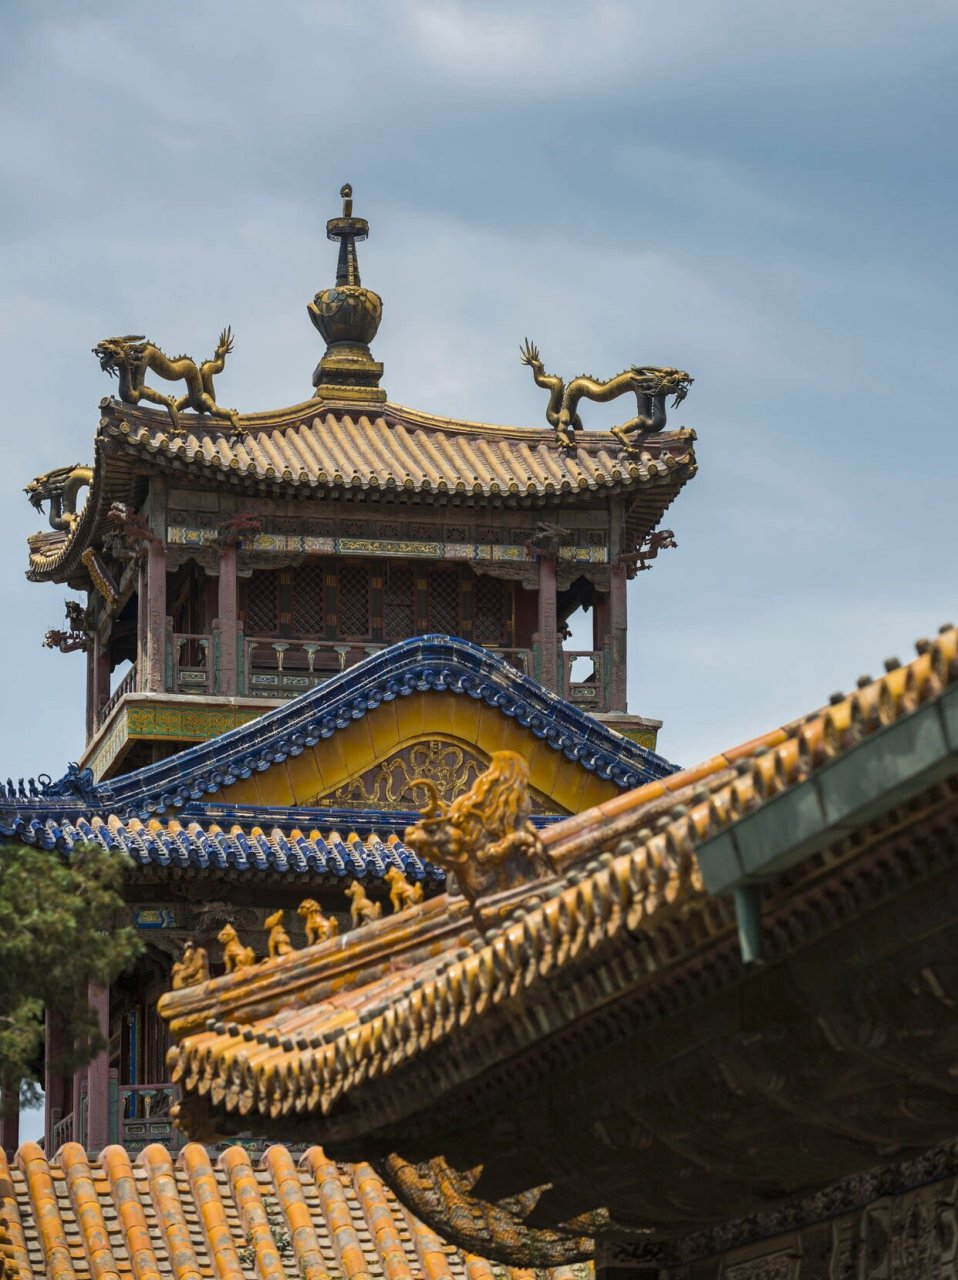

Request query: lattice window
[
  {"left": 384, "top": 566, "right": 414, "bottom": 641},
  {"left": 430, "top": 569, "right": 461, "bottom": 637},
  {"left": 474, "top": 576, "right": 505, "bottom": 645},
  {"left": 342, "top": 519, "right": 366, "bottom": 538},
  {"left": 339, "top": 564, "right": 370, "bottom": 638},
  {"left": 445, "top": 525, "right": 470, "bottom": 543},
  {"left": 293, "top": 563, "right": 325, "bottom": 635},
  {"left": 246, "top": 571, "right": 277, "bottom": 635},
  {"left": 378, "top": 522, "right": 401, "bottom": 539}
]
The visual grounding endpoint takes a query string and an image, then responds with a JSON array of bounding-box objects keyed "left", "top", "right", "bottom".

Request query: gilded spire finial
[{"left": 307, "top": 184, "right": 385, "bottom": 403}]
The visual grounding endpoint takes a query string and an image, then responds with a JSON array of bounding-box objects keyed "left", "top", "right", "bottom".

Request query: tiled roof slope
[
  {"left": 0, "top": 817, "right": 443, "bottom": 884},
  {"left": 0, "top": 638, "right": 675, "bottom": 829},
  {"left": 0, "top": 1142, "right": 586, "bottom": 1280},
  {"left": 28, "top": 400, "right": 696, "bottom": 582},
  {"left": 161, "top": 624, "right": 958, "bottom": 1140}
]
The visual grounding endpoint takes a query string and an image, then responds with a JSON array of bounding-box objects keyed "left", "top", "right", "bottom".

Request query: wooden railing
[
  {"left": 563, "top": 649, "right": 605, "bottom": 709},
  {"left": 145, "top": 634, "right": 538, "bottom": 701},
  {"left": 172, "top": 633, "right": 210, "bottom": 693},
  {"left": 97, "top": 662, "right": 137, "bottom": 726},
  {"left": 51, "top": 1109, "right": 74, "bottom": 1151},
  {"left": 483, "top": 646, "right": 532, "bottom": 675},
  {"left": 244, "top": 637, "right": 383, "bottom": 696},
  {"left": 119, "top": 1082, "right": 182, "bottom": 1154},
  {"left": 116, "top": 1081, "right": 289, "bottom": 1156}
]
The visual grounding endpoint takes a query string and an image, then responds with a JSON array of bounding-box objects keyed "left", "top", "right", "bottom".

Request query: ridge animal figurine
[
  {"left": 265, "top": 909, "right": 294, "bottom": 959},
  {"left": 171, "top": 939, "right": 210, "bottom": 990},
  {"left": 385, "top": 866, "right": 424, "bottom": 913},
  {"left": 405, "top": 750, "right": 548, "bottom": 906},
  {"left": 345, "top": 881, "right": 382, "bottom": 929},
  {"left": 297, "top": 898, "right": 340, "bottom": 946},
  {"left": 217, "top": 921, "right": 255, "bottom": 972}
]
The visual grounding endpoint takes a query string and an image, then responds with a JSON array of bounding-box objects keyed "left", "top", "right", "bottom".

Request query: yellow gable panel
[{"left": 218, "top": 691, "right": 620, "bottom": 814}]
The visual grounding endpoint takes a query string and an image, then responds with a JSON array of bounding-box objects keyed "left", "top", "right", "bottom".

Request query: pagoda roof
[
  {"left": 158, "top": 623, "right": 958, "bottom": 1256},
  {"left": 27, "top": 398, "right": 696, "bottom": 583},
  {"left": 0, "top": 1141, "right": 584, "bottom": 1280}
]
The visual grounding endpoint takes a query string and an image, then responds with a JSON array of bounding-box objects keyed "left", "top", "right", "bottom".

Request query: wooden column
[
  {"left": 144, "top": 541, "right": 167, "bottom": 693},
  {"left": 537, "top": 554, "right": 558, "bottom": 692},
  {"left": 136, "top": 558, "right": 147, "bottom": 690},
  {"left": 0, "top": 1084, "right": 19, "bottom": 1159},
  {"left": 609, "top": 562, "right": 628, "bottom": 712},
  {"left": 44, "top": 1009, "right": 65, "bottom": 1153},
  {"left": 217, "top": 544, "right": 238, "bottom": 695},
  {"left": 85, "top": 643, "right": 97, "bottom": 741},
  {"left": 90, "top": 634, "right": 111, "bottom": 730},
  {"left": 84, "top": 984, "right": 111, "bottom": 1154},
  {"left": 609, "top": 499, "right": 629, "bottom": 713}
]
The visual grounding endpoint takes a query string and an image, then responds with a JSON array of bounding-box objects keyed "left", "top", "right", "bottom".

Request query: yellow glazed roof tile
[
  {"left": 0, "top": 1144, "right": 580, "bottom": 1280},
  {"left": 27, "top": 399, "right": 696, "bottom": 581},
  {"left": 161, "top": 624, "right": 958, "bottom": 1139}
]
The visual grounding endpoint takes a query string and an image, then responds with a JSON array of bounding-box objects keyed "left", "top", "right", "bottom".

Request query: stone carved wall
[{"left": 656, "top": 1174, "right": 958, "bottom": 1278}]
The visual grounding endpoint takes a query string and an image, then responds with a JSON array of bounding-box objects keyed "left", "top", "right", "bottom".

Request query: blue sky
[{"left": 1, "top": 0, "right": 957, "bottom": 781}]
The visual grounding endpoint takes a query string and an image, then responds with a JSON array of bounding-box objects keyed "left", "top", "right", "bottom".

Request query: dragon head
[
  {"left": 24, "top": 476, "right": 46, "bottom": 511},
  {"left": 92, "top": 335, "right": 146, "bottom": 376},
  {"left": 24, "top": 464, "right": 80, "bottom": 510},
  {"left": 638, "top": 366, "right": 694, "bottom": 406}
]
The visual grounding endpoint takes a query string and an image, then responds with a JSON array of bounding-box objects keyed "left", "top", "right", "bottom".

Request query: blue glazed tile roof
[
  {"left": 0, "top": 637, "right": 677, "bottom": 883},
  {"left": 103, "top": 636, "right": 675, "bottom": 816},
  {"left": 0, "top": 812, "right": 442, "bottom": 883}
]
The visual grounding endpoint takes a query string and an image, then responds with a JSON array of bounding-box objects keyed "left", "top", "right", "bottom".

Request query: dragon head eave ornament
[
  {"left": 25, "top": 463, "right": 95, "bottom": 532},
  {"left": 520, "top": 338, "right": 693, "bottom": 450}
]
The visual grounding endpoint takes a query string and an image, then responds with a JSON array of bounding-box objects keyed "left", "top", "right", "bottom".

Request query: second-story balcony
[{"left": 81, "top": 625, "right": 546, "bottom": 781}]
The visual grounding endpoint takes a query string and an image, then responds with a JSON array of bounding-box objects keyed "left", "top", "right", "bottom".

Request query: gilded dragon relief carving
[{"left": 316, "top": 740, "right": 562, "bottom": 814}]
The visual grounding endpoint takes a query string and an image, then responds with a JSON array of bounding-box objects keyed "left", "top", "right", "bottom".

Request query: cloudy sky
[{"left": 1, "top": 0, "right": 956, "bottom": 782}]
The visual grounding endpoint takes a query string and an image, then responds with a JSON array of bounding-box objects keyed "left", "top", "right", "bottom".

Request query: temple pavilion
[
  {"left": 2, "top": 188, "right": 957, "bottom": 1280},
  {"left": 0, "top": 187, "right": 695, "bottom": 1168}
]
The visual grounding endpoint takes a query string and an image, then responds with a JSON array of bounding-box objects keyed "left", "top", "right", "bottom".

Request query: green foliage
[{"left": 0, "top": 842, "right": 142, "bottom": 1113}]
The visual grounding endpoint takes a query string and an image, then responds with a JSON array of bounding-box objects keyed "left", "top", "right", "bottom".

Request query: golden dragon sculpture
[
  {"left": 25, "top": 463, "right": 94, "bottom": 532},
  {"left": 93, "top": 328, "right": 242, "bottom": 435},
  {"left": 520, "top": 339, "right": 692, "bottom": 449}
]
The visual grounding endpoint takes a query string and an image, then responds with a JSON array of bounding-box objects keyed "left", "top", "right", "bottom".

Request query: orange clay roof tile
[{"left": 0, "top": 1143, "right": 578, "bottom": 1280}]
